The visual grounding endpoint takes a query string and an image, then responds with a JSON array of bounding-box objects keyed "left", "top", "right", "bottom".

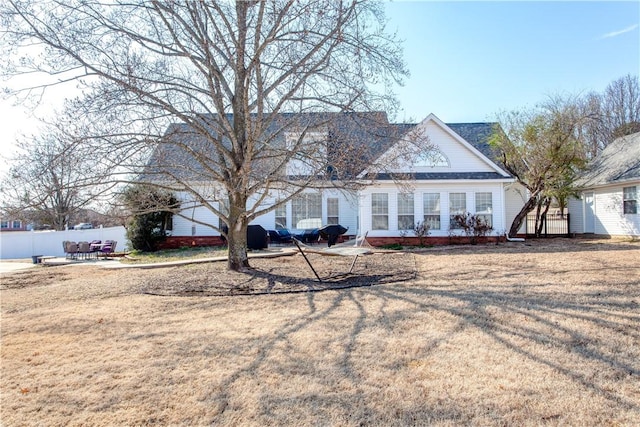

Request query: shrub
[
  {"left": 452, "top": 212, "right": 493, "bottom": 244},
  {"left": 123, "top": 184, "right": 179, "bottom": 252},
  {"left": 413, "top": 220, "right": 431, "bottom": 246}
]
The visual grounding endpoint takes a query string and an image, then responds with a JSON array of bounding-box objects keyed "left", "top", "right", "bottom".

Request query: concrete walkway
[
  {"left": 0, "top": 248, "right": 298, "bottom": 274},
  {"left": 0, "top": 261, "right": 37, "bottom": 274}
]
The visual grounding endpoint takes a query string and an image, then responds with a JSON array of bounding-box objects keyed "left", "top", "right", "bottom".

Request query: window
[
  {"left": 475, "top": 192, "right": 493, "bottom": 227},
  {"left": 371, "top": 193, "right": 389, "bottom": 230},
  {"left": 397, "top": 193, "right": 414, "bottom": 230},
  {"left": 12, "top": 220, "right": 21, "bottom": 229},
  {"left": 623, "top": 186, "right": 637, "bottom": 214},
  {"left": 327, "top": 198, "right": 339, "bottom": 225},
  {"left": 415, "top": 149, "right": 450, "bottom": 167},
  {"left": 292, "top": 193, "right": 322, "bottom": 229},
  {"left": 423, "top": 193, "right": 441, "bottom": 230},
  {"left": 1, "top": 221, "right": 8, "bottom": 229},
  {"left": 449, "top": 192, "right": 466, "bottom": 229},
  {"left": 275, "top": 204, "right": 287, "bottom": 229}
]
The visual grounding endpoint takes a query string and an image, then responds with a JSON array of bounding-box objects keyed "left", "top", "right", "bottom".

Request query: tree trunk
[
  {"left": 226, "top": 198, "right": 250, "bottom": 271},
  {"left": 535, "top": 199, "right": 552, "bottom": 237},
  {"left": 508, "top": 190, "right": 542, "bottom": 238}
]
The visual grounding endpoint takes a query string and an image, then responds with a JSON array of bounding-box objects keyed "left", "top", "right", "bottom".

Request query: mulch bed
[{"left": 139, "top": 252, "right": 416, "bottom": 296}]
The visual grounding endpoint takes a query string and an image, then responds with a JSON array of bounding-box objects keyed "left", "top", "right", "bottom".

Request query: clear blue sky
[
  {"left": 385, "top": 1, "right": 640, "bottom": 123},
  {"left": 1, "top": 1, "right": 638, "bottom": 151}
]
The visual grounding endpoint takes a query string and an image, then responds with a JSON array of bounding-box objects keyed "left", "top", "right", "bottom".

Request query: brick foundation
[
  {"left": 365, "top": 235, "right": 504, "bottom": 246},
  {"left": 159, "top": 236, "right": 226, "bottom": 250},
  {"left": 159, "top": 234, "right": 505, "bottom": 249}
]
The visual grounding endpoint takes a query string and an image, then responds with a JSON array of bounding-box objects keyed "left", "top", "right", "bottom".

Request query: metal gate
[{"left": 526, "top": 213, "right": 570, "bottom": 237}]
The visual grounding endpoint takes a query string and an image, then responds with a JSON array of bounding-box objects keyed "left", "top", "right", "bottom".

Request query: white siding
[
  {"left": 504, "top": 183, "right": 527, "bottom": 235},
  {"left": 384, "top": 119, "right": 500, "bottom": 175},
  {"left": 569, "top": 185, "right": 640, "bottom": 236},
  {"left": 171, "top": 189, "right": 358, "bottom": 236},
  {"left": 592, "top": 185, "right": 640, "bottom": 236},
  {"left": 359, "top": 182, "right": 506, "bottom": 237}
]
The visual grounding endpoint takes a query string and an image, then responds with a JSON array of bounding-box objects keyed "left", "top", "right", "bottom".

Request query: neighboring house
[
  {"left": 568, "top": 132, "right": 640, "bottom": 237},
  {"left": 0, "top": 218, "right": 28, "bottom": 232},
  {"left": 153, "top": 112, "right": 521, "bottom": 247}
]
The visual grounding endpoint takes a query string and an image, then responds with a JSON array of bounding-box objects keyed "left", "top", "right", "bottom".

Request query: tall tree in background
[
  {"left": 491, "top": 97, "right": 588, "bottom": 237},
  {"left": 1, "top": 0, "right": 409, "bottom": 271},
  {"left": 0, "top": 109, "right": 114, "bottom": 230},
  {"left": 581, "top": 74, "right": 640, "bottom": 157}
]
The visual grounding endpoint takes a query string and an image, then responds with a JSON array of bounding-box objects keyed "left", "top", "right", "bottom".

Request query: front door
[{"left": 584, "top": 192, "right": 595, "bottom": 233}]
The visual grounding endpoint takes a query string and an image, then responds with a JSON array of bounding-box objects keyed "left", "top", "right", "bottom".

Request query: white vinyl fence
[{"left": 0, "top": 226, "right": 128, "bottom": 260}]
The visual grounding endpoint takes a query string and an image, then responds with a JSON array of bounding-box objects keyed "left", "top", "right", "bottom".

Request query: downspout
[{"left": 505, "top": 233, "right": 525, "bottom": 242}]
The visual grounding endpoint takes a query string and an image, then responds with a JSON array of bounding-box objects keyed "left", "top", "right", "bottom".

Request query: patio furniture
[
  {"left": 98, "top": 240, "right": 117, "bottom": 258},
  {"left": 294, "top": 229, "right": 320, "bottom": 244},
  {"left": 64, "top": 241, "right": 79, "bottom": 259},
  {"left": 78, "top": 241, "right": 92, "bottom": 260},
  {"left": 268, "top": 229, "right": 293, "bottom": 245},
  {"left": 318, "top": 224, "right": 348, "bottom": 247}
]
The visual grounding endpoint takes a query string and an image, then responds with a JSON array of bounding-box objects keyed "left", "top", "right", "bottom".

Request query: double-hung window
[
  {"left": 475, "top": 192, "right": 493, "bottom": 227},
  {"left": 327, "top": 198, "right": 339, "bottom": 225},
  {"left": 275, "top": 204, "right": 287, "bottom": 230},
  {"left": 623, "top": 186, "right": 637, "bottom": 214},
  {"left": 449, "top": 193, "right": 466, "bottom": 229},
  {"left": 292, "top": 193, "right": 322, "bottom": 229},
  {"left": 423, "top": 193, "right": 441, "bottom": 230},
  {"left": 371, "top": 193, "right": 389, "bottom": 230},
  {"left": 397, "top": 193, "right": 415, "bottom": 230}
]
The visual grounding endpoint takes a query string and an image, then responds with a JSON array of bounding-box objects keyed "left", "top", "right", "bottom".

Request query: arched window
[{"left": 414, "top": 149, "right": 449, "bottom": 167}]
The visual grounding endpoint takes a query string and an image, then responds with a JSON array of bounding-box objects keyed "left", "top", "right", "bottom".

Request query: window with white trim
[
  {"left": 12, "top": 220, "right": 21, "bottom": 229},
  {"left": 475, "top": 192, "right": 493, "bottom": 227},
  {"left": 449, "top": 192, "right": 466, "bottom": 229},
  {"left": 623, "top": 186, "right": 637, "bottom": 214},
  {"left": 275, "top": 204, "right": 287, "bottom": 229},
  {"left": 292, "top": 193, "right": 322, "bottom": 229},
  {"left": 423, "top": 193, "right": 441, "bottom": 230},
  {"left": 397, "top": 193, "right": 415, "bottom": 230},
  {"left": 1, "top": 221, "right": 8, "bottom": 229},
  {"left": 327, "top": 198, "right": 339, "bottom": 225},
  {"left": 371, "top": 193, "right": 389, "bottom": 230}
]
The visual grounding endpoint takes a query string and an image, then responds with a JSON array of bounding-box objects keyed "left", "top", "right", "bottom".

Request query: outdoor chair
[
  {"left": 89, "top": 240, "right": 102, "bottom": 255},
  {"left": 268, "top": 229, "right": 293, "bottom": 245},
  {"left": 98, "top": 240, "right": 117, "bottom": 258},
  {"left": 64, "top": 241, "right": 79, "bottom": 259},
  {"left": 78, "top": 241, "right": 92, "bottom": 260}
]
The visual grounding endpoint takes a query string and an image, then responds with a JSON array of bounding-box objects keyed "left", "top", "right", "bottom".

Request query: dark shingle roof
[
  {"left": 447, "top": 122, "right": 501, "bottom": 165},
  {"left": 146, "top": 113, "right": 507, "bottom": 181},
  {"left": 576, "top": 131, "right": 640, "bottom": 188}
]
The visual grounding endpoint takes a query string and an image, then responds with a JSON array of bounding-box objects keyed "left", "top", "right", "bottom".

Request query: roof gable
[
  {"left": 361, "top": 113, "right": 510, "bottom": 178},
  {"left": 577, "top": 131, "right": 640, "bottom": 188}
]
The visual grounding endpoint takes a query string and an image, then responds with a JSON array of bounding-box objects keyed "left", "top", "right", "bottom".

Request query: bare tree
[
  {"left": 491, "top": 96, "right": 588, "bottom": 237},
  {"left": 0, "top": 107, "right": 116, "bottom": 230},
  {"left": 581, "top": 74, "right": 640, "bottom": 157},
  {"left": 1, "top": 0, "right": 410, "bottom": 271}
]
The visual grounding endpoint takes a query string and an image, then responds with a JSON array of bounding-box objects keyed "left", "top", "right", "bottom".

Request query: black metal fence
[{"left": 526, "top": 213, "right": 570, "bottom": 237}]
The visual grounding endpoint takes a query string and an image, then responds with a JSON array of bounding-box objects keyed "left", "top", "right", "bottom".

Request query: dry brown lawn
[{"left": 1, "top": 238, "right": 639, "bottom": 426}]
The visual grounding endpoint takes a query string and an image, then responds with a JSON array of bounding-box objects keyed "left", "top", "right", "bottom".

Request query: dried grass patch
[{"left": 1, "top": 238, "right": 639, "bottom": 426}]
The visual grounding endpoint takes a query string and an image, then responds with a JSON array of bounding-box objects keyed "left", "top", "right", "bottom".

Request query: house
[
  {"left": 153, "top": 112, "right": 521, "bottom": 248},
  {"left": 568, "top": 132, "right": 640, "bottom": 237},
  {"left": 0, "top": 218, "right": 28, "bottom": 232}
]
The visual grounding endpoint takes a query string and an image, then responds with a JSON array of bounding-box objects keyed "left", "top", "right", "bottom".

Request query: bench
[{"left": 37, "top": 256, "right": 57, "bottom": 264}]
